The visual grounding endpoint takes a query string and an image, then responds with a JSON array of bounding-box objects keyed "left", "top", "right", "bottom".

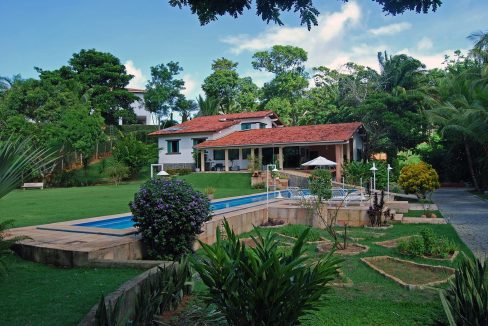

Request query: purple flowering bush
[{"left": 130, "top": 178, "right": 211, "bottom": 260}]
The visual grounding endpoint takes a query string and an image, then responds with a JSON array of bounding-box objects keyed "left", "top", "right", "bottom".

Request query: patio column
[
  {"left": 258, "top": 148, "right": 263, "bottom": 169},
  {"left": 200, "top": 150, "right": 205, "bottom": 172},
  {"left": 238, "top": 148, "right": 243, "bottom": 169},
  {"left": 224, "top": 149, "right": 229, "bottom": 172},
  {"left": 335, "top": 144, "right": 343, "bottom": 181},
  {"left": 278, "top": 146, "right": 284, "bottom": 170},
  {"left": 345, "top": 142, "right": 351, "bottom": 162}
]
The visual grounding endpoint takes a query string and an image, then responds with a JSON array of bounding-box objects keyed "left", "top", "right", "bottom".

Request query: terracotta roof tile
[
  {"left": 195, "top": 122, "right": 363, "bottom": 148},
  {"left": 149, "top": 111, "right": 278, "bottom": 136}
]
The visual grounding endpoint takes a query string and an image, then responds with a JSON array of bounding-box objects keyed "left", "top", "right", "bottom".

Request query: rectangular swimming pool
[{"left": 74, "top": 191, "right": 289, "bottom": 230}]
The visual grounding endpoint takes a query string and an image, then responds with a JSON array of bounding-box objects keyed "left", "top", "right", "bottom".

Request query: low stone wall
[
  {"left": 268, "top": 202, "right": 370, "bottom": 227},
  {"left": 281, "top": 171, "right": 309, "bottom": 188},
  {"left": 386, "top": 201, "right": 409, "bottom": 213}
]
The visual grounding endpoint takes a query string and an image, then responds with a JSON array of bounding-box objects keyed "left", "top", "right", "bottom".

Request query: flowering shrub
[
  {"left": 130, "top": 178, "right": 211, "bottom": 259},
  {"left": 398, "top": 162, "right": 440, "bottom": 199}
]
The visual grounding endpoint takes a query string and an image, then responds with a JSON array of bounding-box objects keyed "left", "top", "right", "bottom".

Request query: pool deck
[{"left": 8, "top": 197, "right": 283, "bottom": 267}]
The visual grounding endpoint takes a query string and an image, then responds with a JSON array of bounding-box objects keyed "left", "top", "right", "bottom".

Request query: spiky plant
[
  {"left": 192, "top": 220, "right": 342, "bottom": 325},
  {"left": 440, "top": 256, "right": 488, "bottom": 326}
]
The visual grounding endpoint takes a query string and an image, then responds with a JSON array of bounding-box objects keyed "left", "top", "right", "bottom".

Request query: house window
[
  {"left": 242, "top": 148, "right": 251, "bottom": 159},
  {"left": 192, "top": 138, "right": 207, "bottom": 146},
  {"left": 167, "top": 140, "right": 180, "bottom": 154},
  {"left": 214, "top": 149, "right": 225, "bottom": 160},
  {"left": 260, "top": 123, "right": 267, "bottom": 129},
  {"left": 241, "top": 123, "right": 252, "bottom": 130},
  {"left": 229, "top": 149, "right": 239, "bottom": 160}
]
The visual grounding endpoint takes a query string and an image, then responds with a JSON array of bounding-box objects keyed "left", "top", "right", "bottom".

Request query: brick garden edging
[{"left": 360, "top": 256, "right": 455, "bottom": 290}]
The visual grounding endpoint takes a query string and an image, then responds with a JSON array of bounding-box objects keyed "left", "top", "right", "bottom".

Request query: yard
[
  {"left": 0, "top": 173, "right": 261, "bottom": 228},
  {"left": 187, "top": 222, "right": 473, "bottom": 325}
]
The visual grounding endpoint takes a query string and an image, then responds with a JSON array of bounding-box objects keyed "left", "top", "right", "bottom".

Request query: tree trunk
[{"left": 464, "top": 140, "right": 480, "bottom": 191}]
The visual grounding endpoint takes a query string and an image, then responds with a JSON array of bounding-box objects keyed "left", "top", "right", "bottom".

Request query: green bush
[
  {"left": 192, "top": 221, "right": 341, "bottom": 325},
  {"left": 343, "top": 160, "right": 388, "bottom": 189},
  {"left": 251, "top": 182, "right": 265, "bottom": 189},
  {"left": 166, "top": 168, "right": 192, "bottom": 176},
  {"left": 398, "top": 162, "right": 440, "bottom": 200},
  {"left": 398, "top": 228, "right": 457, "bottom": 258},
  {"left": 440, "top": 256, "right": 488, "bottom": 326},
  {"left": 308, "top": 169, "right": 332, "bottom": 200},
  {"left": 112, "top": 133, "right": 157, "bottom": 178},
  {"left": 105, "top": 160, "right": 129, "bottom": 186},
  {"left": 130, "top": 179, "right": 211, "bottom": 260}
]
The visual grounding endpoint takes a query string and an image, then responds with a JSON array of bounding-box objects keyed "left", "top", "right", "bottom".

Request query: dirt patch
[
  {"left": 317, "top": 242, "right": 369, "bottom": 255},
  {"left": 422, "top": 250, "right": 459, "bottom": 262},
  {"left": 361, "top": 256, "right": 455, "bottom": 289},
  {"left": 374, "top": 236, "right": 417, "bottom": 248}
]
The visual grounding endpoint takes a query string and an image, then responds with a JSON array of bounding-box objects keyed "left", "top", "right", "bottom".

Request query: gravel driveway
[{"left": 432, "top": 188, "right": 488, "bottom": 260}]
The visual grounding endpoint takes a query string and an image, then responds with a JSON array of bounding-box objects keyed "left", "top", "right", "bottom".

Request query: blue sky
[{"left": 1, "top": 0, "right": 486, "bottom": 99}]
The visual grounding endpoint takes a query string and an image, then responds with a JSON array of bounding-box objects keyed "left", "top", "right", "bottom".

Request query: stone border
[
  {"left": 79, "top": 261, "right": 176, "bottom": 326},
  {"left": 360, "top": 256, "right": 455, "bottom": 290},
  {"left": 364, "top": 224, "right": 393, "bottom": 230},
  {"left": 374, "top": 236, "right": 416, "bottom": 248},
  {"left": 317, "top": 242, "right": 370, "bottom": 256},
  {"left": 401, "top": 217, "right": 447, "bottom": 224},
  {"left": 421, "top": 250, "right": 459, "bottom": 263},
  {"left": 276, "top": 232, "right": 329, "bottom": 245}
]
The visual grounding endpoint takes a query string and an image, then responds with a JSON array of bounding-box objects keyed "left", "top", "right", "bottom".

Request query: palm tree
[
  {"left": 468, "top": 31, "right": 488, "bottom": 65},
  {"left": 0, "top": 74, "right": 21, "bottom": 94},
  {"left": 377, "top": 51, "right": 426, "bottom": 92},
  {"left": 196, "top": 95, "right": 219, "bottom": 116}
]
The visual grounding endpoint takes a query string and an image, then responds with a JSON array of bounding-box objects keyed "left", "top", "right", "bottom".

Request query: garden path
[{"left": 432, "top": 188, "right": 488, "bottom": 260}]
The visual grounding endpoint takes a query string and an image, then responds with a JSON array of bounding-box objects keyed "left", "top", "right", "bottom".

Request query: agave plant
[
  {"left": 440, "top": 256, "right": 488, "bottom": 326},
  {"left": 192, "top": 220, "right": 342, "bottom": 325}
]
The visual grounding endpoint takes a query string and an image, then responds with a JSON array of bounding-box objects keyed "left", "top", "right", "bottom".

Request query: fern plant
[
  {"left": 440, "top": 256, "right": 488, "bottom": 326},
  {"left": 192, "top": 220, "right": 342, "bottom": 325}
]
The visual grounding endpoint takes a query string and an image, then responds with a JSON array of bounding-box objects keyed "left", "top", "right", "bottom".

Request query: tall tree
[
  {"left": 169, "top": 0, "right": 442, "bottom": 30},
  {"left": 377, "top": 52, "right": 426, "bottom": 92},
  {"left": 175, "top": 97, "right": 198, "bottom": 122},
  {"left": 196, "top": 95, "right": 219, "bottom": 116},
  {"left": 202, "top": 58, "right": 258, "bottom": 113},
  {"left": 253, "top": 45, "right": 309, "bottom": 124},
  {"left": 144, "top": 61, "right": 185, "bottom": 126}
]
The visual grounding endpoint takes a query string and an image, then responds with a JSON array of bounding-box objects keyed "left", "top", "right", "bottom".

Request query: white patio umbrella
[{"left": 301, "top": 156, "right": 337, "bottom": 167}]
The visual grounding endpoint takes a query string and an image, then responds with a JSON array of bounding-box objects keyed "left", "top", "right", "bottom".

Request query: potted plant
[{"left": 205, "top": 187, "right": 216, "bottom": 200}]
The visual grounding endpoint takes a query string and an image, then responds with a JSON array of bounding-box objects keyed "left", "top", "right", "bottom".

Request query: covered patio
[{"left": 194, "top": 122, "right": 366, "bottom": 180}]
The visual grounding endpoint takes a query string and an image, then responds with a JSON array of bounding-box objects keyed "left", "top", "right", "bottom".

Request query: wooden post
[
  {"left": 278, "top": 147, "right": 284, "bottom": 170},
  {"left": 200, "top": 150, "right": 205, "bottom": 172},
  {"left": 335, "top": 144, "right": 343, "bottom": 181},
  {"left": 224, "top": 149, "right": 229, "bottom": 172}
]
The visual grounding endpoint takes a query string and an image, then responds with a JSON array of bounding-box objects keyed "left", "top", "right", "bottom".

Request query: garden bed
[
  {"left": 317, "top": 241, "right": 369, "bottom": 255},
  {"left": 374, "top": 236, "right": 417, "bottom": 248},
  {"left": 361, "top": 256, "right": 455, "bottom": 290}
]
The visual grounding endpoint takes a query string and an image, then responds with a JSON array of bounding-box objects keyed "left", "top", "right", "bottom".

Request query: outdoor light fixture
[
  {"left": 157, "top": 170, "right": 169, "bottom": 176},
  {"left": 370, "top": 162, "right": 378, "bottom": 191},
  {"left": 387, "top": 164, "right": 393, "bottom": 200}
]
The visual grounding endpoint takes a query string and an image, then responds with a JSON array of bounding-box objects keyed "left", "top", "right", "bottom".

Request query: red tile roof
[
  {"left": 195, "top": 122, "right": 363, "bottom": 148},
  {"left": 149, "top": 111, "right": 279, "bottom": 136}
]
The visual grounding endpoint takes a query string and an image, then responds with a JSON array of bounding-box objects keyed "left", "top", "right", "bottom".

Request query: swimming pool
[{"left": 74, "top": 191, "right": 289, "bottom": 230}]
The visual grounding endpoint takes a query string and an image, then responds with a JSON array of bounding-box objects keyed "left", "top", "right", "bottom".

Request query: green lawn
[
  {"left": 190, "top": 223, "right": 472, "bottom": 325},
  {"left": 0, "top": 254, "right": 141, "bottom": 325},
  {"left": 403, "top": 209, "right": 443, "bottom": 218},
  {"left": 0, "top": 173, "right": 260, "bottom": 228}
]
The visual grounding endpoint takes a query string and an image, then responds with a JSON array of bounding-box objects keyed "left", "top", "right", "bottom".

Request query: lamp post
[
  {"left": 266, "top": 164, "right": 279, "bottom": 220},
  {"left": 370, "top": 162, "right": 378, "bottom": 192},
  {"left": 387, "top": 164, "right": 393, "bottom": 201}
]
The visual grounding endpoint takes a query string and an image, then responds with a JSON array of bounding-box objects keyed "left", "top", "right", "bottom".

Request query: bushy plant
[
  {"left": 192, "top": 221, "right": 341, "bottom": 325},
  {"left": 251, "top": 182, "right": 265, "bottom": 189},
  {"left": 398, "top": 162, "right": 440, "bottom": 200},
  {"left": 343, "top": 160, "right": 388, "bottom": 189},
  {"left": 166, "top": 168, "right": 192, "bottom": 176},
  {"left": 130, "top": 179, "right": 211, "bottom": 259},
  {"left": 105, "top": 160, "right": 129, "bottom": 186},
  {"left": 112, "top": 133, "right": 157, "bottom": 178},
  {"left": 308, "top": 169, "right": 332, "bottom": 201},
  {"left": 440, "top": 256, "right": 488, "bottom": 326},
  {"left": 398, "top": 228, "right": 457, "bottom": 258}
]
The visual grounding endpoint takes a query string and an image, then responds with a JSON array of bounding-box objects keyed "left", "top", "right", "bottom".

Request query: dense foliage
[
  {"left": 398, "top": 228, "right": 457, "bottom": 258},
  {"left": 398, "top": 162, "right": 440, "bottom": 199},
  {"left": 169, "top": 0, "right": 442, "bottom": 29},
  {"left": 130, "top": 179, "right": 211, "bottom": 259},
  {"left": 343, "top": 160, "right": 389, "bottom": 190},
  {"left": 308, "top": 169, "right": 332, "bottom": 201},
  {"left": 112, "top": 133, "right": 157, "bottom": 178},
  {"left": 440, "top": 256, "right": 488, "bottom": 326},
  {"left": 192, "top": 220, "right": 341, "bottom": 325}
]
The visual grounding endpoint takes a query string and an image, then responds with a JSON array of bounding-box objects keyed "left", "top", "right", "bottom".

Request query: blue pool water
[{"left": 74, "top": 191, "right": 289, "bottom": 230}]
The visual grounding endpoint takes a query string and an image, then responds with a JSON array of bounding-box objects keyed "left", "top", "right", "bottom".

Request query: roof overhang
[{"left": 195, "top": 140, "right": 350, "bottom": 150}]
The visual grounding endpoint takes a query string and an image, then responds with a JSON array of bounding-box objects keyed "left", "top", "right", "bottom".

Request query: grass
[
  {"left": 403, "top": 210, "right": 443, "bottom": 218},
  {"left": 0, "top": 173, "right": 261, "bottom": 228},
  {"left": 0, "top": 254, "right": 141, "bottom": 325},
  {"left": 275, "top": 224, "right": 323, "bottom": 242},
  {"left": 200, "top": 222, "right": 473, "bottom": 325}
]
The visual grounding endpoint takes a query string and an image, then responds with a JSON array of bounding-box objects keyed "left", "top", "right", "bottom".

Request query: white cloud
[
  {"left": 396, "top": 48, "right": 464, "bottom": 69},
  {"left": 417, "top": 37, "right": 433, "bottom": 51},
  {"left": 221, "top": 1, "right": 361, "bottom": 56},
  {"left": 182, "top": 74, "right": 197, "bottom": 97},
  {"left": 368, "top": 22, "right": 412, "bottom": 36},
  {"left": 124, "top": 60, "right": 147, "bottom": 89}
]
